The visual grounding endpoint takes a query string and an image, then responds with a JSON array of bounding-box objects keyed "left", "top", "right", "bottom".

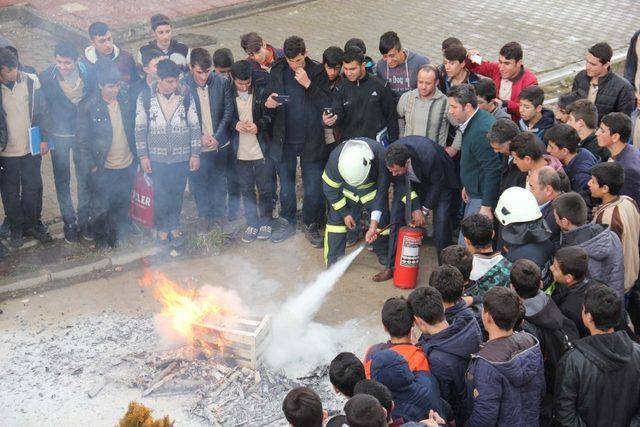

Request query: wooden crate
[{"left": 192, "top": 315, "right": 271, "bottom": 369}]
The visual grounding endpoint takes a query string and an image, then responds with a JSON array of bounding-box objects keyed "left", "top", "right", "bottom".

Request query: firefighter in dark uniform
[{"left": 322, "top": 138, "right": 391, "bottom": 274}]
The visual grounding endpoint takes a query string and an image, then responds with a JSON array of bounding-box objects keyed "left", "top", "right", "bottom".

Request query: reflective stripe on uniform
[
  {"left": 357, "top": 181, "right": 376, "bottom": 190},
  {"left": 322, "top": 171, "right": 341, "bottom": 188},
  {"left": 332, "top": 197, "right": 347, "bottom": 211},
  {"left": 324, "top": 224, "right": 348, "bottom": 265},
  {"left": 343, "top": 189, "right": 359, "bottom": 202},
  {"left": 326, "top": 224, "right": 348, "bottom": 233},
  {"left": 360, "top": 189, "right": 377, "bottom": 204},
  {"left": 401, "top": 191, "right": 419, "bottom": 204}
]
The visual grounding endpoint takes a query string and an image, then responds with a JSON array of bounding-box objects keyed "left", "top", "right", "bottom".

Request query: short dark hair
[
  {"left": 487, "top": 118, "right": 520, "bottom": 144},
  {"left": 440, "top": 245, "right": 473, "bottom": 282},
  {"left": 378, "top": 31, "right": 402, "bottom": 55},
  {"left": 283, "top": 36, "right": 306, "bottom": 59},
  {"left": 150, "top": 14, "right": 171, "bottom": 31},
  {"left": 510, "top": 259, "right": 541, "bottom": 299},
  {"left": 189, "top": 47, "right": 212, "bottom": 70},
  {"left": 0, "top": 47, "right": 18, "bottom": 70},
  {"left": 536, "top": 166, "right": 563, "bottom": 193},
  {"left": 141, "top": 48, "right": 165, "bottom": 67},
  {"left": 545, "top": 124, "right": 580, "bottom": 153},
  {"left": 329, "top": 352, "right": 365, "bottom": 397},
  {"left": 567, "top": 98, "right": 597, "bottom": 129},
  {"left": 441, "top": 37, "right": 462, "bottom": 51},
  {"left": 557, "top": 92, "right": 581, "bottom": 111},
  {"left": 499, "top": 41, "right": 523, "bottom": 61},
  {"left": 212, "top": 48, "right": 234, "bottom": 68},
  {"left": 475, "top": 78, "right": 497, "bottom": 102},
  {"left": 591, "top": 162, "right": 625, "bottom": 195},
  {"left": 353, "top": 380, "right": 393, "bottom": 420},
  {"left": 54, "top": 41, "right": 79, "bottom": 60},
  {"left": 519, "top": 85, "right": 545, "bottom": 107},
  {"left": 429, "top": 265, "right": 464, "bottom": 304},
  {"left": 461, "top": 214, "right": 494, "bottom": 248},
  {"left": 156, "top": 58, "right": 181, "bottom": 79},
  {"left": 344, "top": 38, "right": 366, "bottom": 54},
  {"left": 552, "top": 192, "right": 588, "bottom": 226},
  {"left": 558, "top": 171, "right": 572, "bottom": 193},
  {"left": 407, "top": 286, "right": 445, "bottom": 325},
  {"left": 323, "top": 46, "right": 344, "bottom": 68},
  {"left": 601, "top": 112, "right": 632, "bottom": 143},
  {"left": 554, "top": 246, "right": 589, "bottom": 281},
  {"left": 88, "top": 21, "right": 109, "bottom": 40},
  {"left": 447, "top": 83, "right": 478, "bottom": 109},
  {"left": 588, "top": 42, "right": 613, "bottom": 64},
  {"left": 584, "top": 283, "right": 621, "bottom": 331},
  {"left": 343, "top": 48, "right": 364, "bottom": 65},
  {"left": 510, "top": 132, "right": 543, "bottom": 161},
  {"left": 344, "top": 394, "right": 387, "bottom": 427},
  {"left": 282, "top": 387, "right": 323, "bottom": 427},
  {"left": 240, "top": 32, "right": 263, "bottom": 54},
  {"left": 443, "top": 44, "right": 467, "bottom": 63},
  {"left": 384, "top": 143, "right": 410, "bottom": 168},
  {"left": 381, "top": 297, "right": 413, "bottom": 338},
  {"left": 230, "top": 60, "right": 253, "bottom": 81},
  {"left": 483, "top": 287, "right": 522, "bottom": 331}
]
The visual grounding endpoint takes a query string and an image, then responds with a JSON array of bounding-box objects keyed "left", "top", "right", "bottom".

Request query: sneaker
[
  {"left": 346, "top": 228, "right": 361, "bottom": 247},
  {"left": 270, "top": 218, "right": 295, "bottom": 243},
  {"left": 25, "top": 223, "right": 53, "bottom": 243},
  {"left": 242, "top": 226, "right": 259, "bottom": 243},
  {"left": 257, "top": 225, "right": 272, "bottom": 240},
  {"left": 304, "top": 223, "right": 323, "bottom": 248},
  {"left": 0, "top": 220, "right": 10, "bottom": 239},
  {"left": 8, "top": 229, "right": 24, "bottom": 248},
  {"left": 79, "top": 225, "right": 94, "bottom": 241},
  {"left": 63, "top": 223, "right": 79, "bottom": 244}
]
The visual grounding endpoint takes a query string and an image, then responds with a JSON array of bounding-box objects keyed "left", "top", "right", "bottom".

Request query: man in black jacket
[
  {"left": 323, "top": 48, "right": 398, "bottom": 145},
  {"left": 138, "top": 14, "right": 189, "bottom": 70},
  {"left": 77, "top": 60, "right": 137, "bottom": 250},
  {"left": 572, "top": 42, "right": 635, "bottom": 121},
  {"left": 554, "top": 283, "right": 640, "bottom": 427},
  {"left": 264, "top": 36, "right": 329, "bottom": 245}
]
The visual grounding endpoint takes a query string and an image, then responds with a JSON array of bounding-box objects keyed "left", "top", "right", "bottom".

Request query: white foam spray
[{"left": 265, "top": 245, "right": 365, "bottom": 377}]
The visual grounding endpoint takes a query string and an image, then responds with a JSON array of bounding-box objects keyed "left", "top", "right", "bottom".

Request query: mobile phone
[
  {"left": 273, "top": 95, "right": 291, "bottom": 104},
  {"left": 469, "top": 54, "right": 482, "bottom": 64},
  {"left": 323, "top": 107, "right": 333, "bottom": 115}
]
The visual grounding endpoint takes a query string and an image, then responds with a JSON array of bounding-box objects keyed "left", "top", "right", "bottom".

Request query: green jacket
[{"left": 459, "top": 109, "right": 501, "bottom": 207}]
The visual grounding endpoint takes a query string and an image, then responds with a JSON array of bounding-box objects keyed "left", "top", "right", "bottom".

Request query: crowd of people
[{"left": 2, "top": 12, "right": 640, "bottom": 425}]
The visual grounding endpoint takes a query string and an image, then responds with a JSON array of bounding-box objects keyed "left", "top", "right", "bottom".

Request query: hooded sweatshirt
[
  {"left": 376, "top": 49, "right": 430, "bottom": 102},
  {"left": 83, "top": 45, "right": 139, "bottom": 84},
  {"left": 465, "top": 332, "right": 545, "bottom": 426},
  {"left": 502, "top": 218, "right": 554, "bottom": 269},
  {"left": 419, "top": 316, "right": 482, "bottom": 425},
  {"left": 518, "top": 107, "right": 556, "bottom": 141}
]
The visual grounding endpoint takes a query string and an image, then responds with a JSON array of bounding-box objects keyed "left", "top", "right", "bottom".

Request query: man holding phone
[{"left": 264, "top": 36, "right": 330, "bottom": 246}]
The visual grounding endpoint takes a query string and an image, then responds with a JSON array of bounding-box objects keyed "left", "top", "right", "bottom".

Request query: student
[
  {"left": 329, "top": 352, "right": 366, "bottom": 398},
  {"left": 351, "top": 380, "right": 400, "bottom": 427},
  {"left": 545, "top": 123, "right": 597, "bottom": 192},
  {"left": 475, "top": 78, "right": 511, "bottom": 120},
  {"left": 553, "top": 192, "right": 625, "bottom": 298},
  {"left": 465, "top": 287, "right": 545, "bottom": 426},
  {"left": 589, "top": 162, "right": 640, "bottom": 295},
  {"left": 135, "top": 59, "right": 200, "bottom": 246},
  {"left": 566, "top": 98, "right": 610, "bottom": 161},
  {"left": 518, "top": 85, "right": 555, "bottom": 140},
  {"left": 440, "top": 244, "right": 474, "bottom": 291},
  {"left": 39, "top": 41, "right": 94, "bottom": 243},
  {"left": 509, "top": 132, "right": 564, "bottom": 184},
  {"left": 409, "top": 286, "right": 481, "bottom": 425},
  {"left": 486, "top": 118, "right": 526, "bottom": 192},
  {"left": 83, "top": 21, "right": 139, "bottom": 84},
  {"left": 282, "top": 387, "right": 326, "bottom": 427},
  {"left": 554, "top": 92, "right": 580, "bottom": 123},
  {"left": 439, "top": 44, "right": 481, "bottom": 94},
  {"left": 427, "top": 265, "right": 477, "bottom": 324},
  {"left": 320, "top": 46, "right": 343, "bottom": 148},
  {"left": 554, "top": 284, "right": 640, "bottom": 427},
  {"left": 344, "top": 38, "right": 375, "bottom": 75},
  {"left": 129, "top": 48, "right": 165, "bottom": 111},
  {"left": 241, "top": 32, "right": 283, "bottom": 71},
  {"left": 212, "top": 48, "right": 234, "bottom": 77},
  {"left": 138, "top": 14, "right": 189, "bottom": 68},
  {"left": 343, "top": 394, "right": 389, "bottom": 427},
  {"left": 363, "top": 297, "right": 429, "bottom": 377}
]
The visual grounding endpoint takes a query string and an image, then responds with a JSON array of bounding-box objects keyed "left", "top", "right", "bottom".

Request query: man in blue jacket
[
  {"left": 465, "top": 286, "right": 545, "bottom": 426},
  {"left": 545, "top": 123, "right": 597, "bottom": 192},
  {"left": 409, "top": 285, "right": 481, "bottom": 426}
]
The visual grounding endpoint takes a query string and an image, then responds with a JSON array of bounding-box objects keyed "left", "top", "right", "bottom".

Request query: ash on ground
[{"left": 0, "top": 312, "right": 346, "bottom": 426}]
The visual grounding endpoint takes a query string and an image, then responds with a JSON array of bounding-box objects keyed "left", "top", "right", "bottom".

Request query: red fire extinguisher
[{"left": 393, "top": 226, "right": 423, "bottom": 289}]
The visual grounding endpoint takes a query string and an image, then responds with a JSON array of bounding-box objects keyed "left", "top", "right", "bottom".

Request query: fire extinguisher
[{"left": 393, "top": 176, "right": 423, "bottom": 289}]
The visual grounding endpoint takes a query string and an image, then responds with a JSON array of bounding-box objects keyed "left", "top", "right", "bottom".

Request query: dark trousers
[
  {"left": 191, "top": 147, "right": 228, "bottom": 221},
  {"left": 90, "top": 164, "right": 135, "bottom": 245},
  {"left": 50, "top": 136, "right": 91, "bottom": 228},
  {"left": 276, "top": 143, "right": 324, "bottom": 226},
  {"left": 226, "top": 145, "right": 241, "bottom": 218},
  {"left": 152, "top": 161, "right": 188, "bottom": 233},
  {"left": 237, "top": 158, "right": 274, "bottom": 227},
  {"left": 0, "top": 154, "right": 43, "bottom": 231}
]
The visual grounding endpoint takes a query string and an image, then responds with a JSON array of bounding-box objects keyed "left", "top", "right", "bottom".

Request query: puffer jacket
[
  {"left": 370, "top": 349, "right": 443, "bottom": 422},
  {"left": 554, "top": 331, "right": 640, "bottom": 427},
  {"left": 419, "top": 316, "right": 482, "bottom": 425},
  {"left": 465, "top": 332, "right": 545, "bottom": 427},
  {"left": 564, "top": 148, "right": 598, "bottom": 192},
  {"left": 501, "top": 218, "right": 554, "bottom": 269},
  {"left": 560, "top": 223, "right": 625, "bottom": 298},
  {"left": 572, "top": 69, "right": 635, "bottom": 120}
]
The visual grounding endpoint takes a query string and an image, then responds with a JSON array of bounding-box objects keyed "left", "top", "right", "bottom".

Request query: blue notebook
[{"left": 29, "top": 126, "right": 41, "bottom": 155}]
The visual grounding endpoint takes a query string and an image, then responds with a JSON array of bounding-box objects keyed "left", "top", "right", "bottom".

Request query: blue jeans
[
  {"left": 50, "top": 136, "right": 91, "bottom": 227},
  {"left": 457, "top": 197, "right": 483, "bottom": 246},
  {"left": 190, "top": 147, "right": 228, "bottom": 221},
  {"left": 152, "top": 162, "right": 188, "bottom": 232}
]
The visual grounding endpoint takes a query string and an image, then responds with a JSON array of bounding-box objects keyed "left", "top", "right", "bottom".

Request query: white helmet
[
  {"left": 495, "top": 186, "right": 542, "bottom": 226},
  {"left": 338, "top": 139, "right": 375, "bottom": 186}
]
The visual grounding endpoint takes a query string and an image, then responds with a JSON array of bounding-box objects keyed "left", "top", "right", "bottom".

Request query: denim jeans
[
  {"left": 90, "top": 164, "right": 135, "bottom": 245},
  {"left": 50, "top": 136, "right": 91, "bottom": 227},
  {"left": 0, "top": 154, "right": 43, "bottom": 231},
  {"left": 237, "top": 158, "right": 273, "bottom": 227},
  {"left": 190, "top": 147, "right": 228, "bottom": 221},
  {"left": 152, "top": 162, "right": 188, "bottom": 232}
]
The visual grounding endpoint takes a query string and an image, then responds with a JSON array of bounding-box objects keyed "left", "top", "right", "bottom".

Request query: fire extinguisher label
[{"left": 400, "top": 235, "right": 422, "bottom": 267}]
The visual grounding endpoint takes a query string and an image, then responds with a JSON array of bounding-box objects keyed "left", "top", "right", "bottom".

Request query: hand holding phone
[{"left": 273, "top": 95, "right": 291, "bottom": 104}]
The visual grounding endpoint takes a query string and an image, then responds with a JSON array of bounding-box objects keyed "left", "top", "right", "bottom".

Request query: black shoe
[
  {"left": 8, "top": 229, "right": 24, "bottom": 248},
  {"left": 25, "top": 223, "right": 53, "bottom": 243},
  {"left": 304, "top": 223, "right": 324, "bottom": 248},
  {"left": 63, "top": 223, "right": 79, "bottom": 244},
  {"left": 79, "top": 225, "right": 94, "bottom": 241},
  {"left": 346, "top": 228, "right": 361, "bottom": 247},
  {"left": 270, "top": 218, "right": 295, "bottom": 243},
  {"left": 0, "top": 220, "right": 10, "bottom": 239}
]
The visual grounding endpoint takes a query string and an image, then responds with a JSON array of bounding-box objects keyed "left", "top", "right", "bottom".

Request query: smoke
[{"left": 264, "top": 246, "right": 366, "bottom": 377}]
